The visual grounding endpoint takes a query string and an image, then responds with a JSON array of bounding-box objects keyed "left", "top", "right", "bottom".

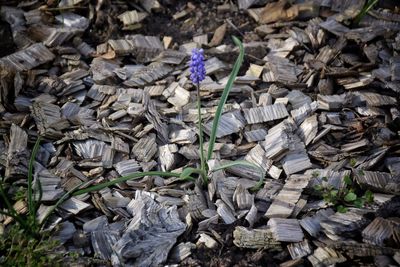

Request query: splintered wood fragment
[
  {"left": 352, "top": 92, "right": 397, "bottom": 107},
  {"left": 144, "top": 85, "right": 165, "bottom": 96},
  {"left": 115, "top": 159, "right": 141, "bottom": 176},
  {"left": 159, "top": 144, "right": 178, "bottom": 171},
  {"left": 265, "top": 174, "right": 309, "bottom": 218},
  {"left": 300, "top": 209, "right": 335, "bottom": 237},
  {"left": 59, "top": 197, "right": 91, "bottom": 214},
  {"left": 169, "top": 129, "right": 197, "bottom": 144},
  {"left": 3, "top": 200, "right": 27, "bottom": 225},
  {"left": 386, "top": 157, "right": 400, "bottom": 176},
  {"left": 233, "top": 226, "right": 282, "bottom": 250},
  {"left": 34, "top": 163, "right": 64, "bottom": 201},
  {"left": 114, "top": 192, "right": 184, "bottom": 266},
  {"left": 287, "top": 90, "right": 312, "bottom": 110},
  {"left": 307, "top": 247, "right": 346, "bottom": 267},
  {"left": 204, "top": 57, "right": 227, "bottom": 74},
  {"left": 118, "top": 10, "right": 147, "bottom": 26},
  {"left": 320, "top": 209, "right": 370, "bottom": 239},
  {"left": 243, "top": 103, "right": 289, "bottom": 124},
  {"left": 287, "top": 239, "right": 313, "bottom": 259},
  {"left": 317, "top": 94, "right": 347, "bottom": 111},
  {"left": 170, "top": 242, "right": 196, "bottom": 262},
  {"left": 319, "top": 19, "right": 350, "bottom": 36},
  {"left": 268, "top": 218, "right": 304, "bottom": 242},
  {"left": 90, "top": 57, "right": 120, "bottom": 83},
  {"left": 128, "top": 34, "right": 164, "bottom": 62},
  {"left": 362, "top": 217, "right": 400, "bottom": 247},
  {"left": 244, "top": 129, "right": 267, "bottom": 142},
  {"left": 73, "top": 139, "right": 110, "bottom": 159},
  {"left": 354, "top": 171, "right": 399, "bottom": 195},
  {"left": 282, "top": 150, "right": 312, "bottom": 175},
  {"left": 216, "top": 199, "right": 236, "bottom": 224},
  {"left": 0, "top": 43, "right": 55, "bottom": 71},
  {"left": 91, "top": 230, "right": 119, "bottom": 260},
  {"left": 204, "top": 111, "right": 245, "bottom": 138},
  {"left": 163, "top": 82, "right": 190, "bottom": 108},
  {"left": 209, "top": 23, "right": 227, "bottom": 47},
  {"left": 341, "top": 139, "right": 369, "bottom": 152},
  {"left": 130, "top": 134, "right": 156, "bottom": 162},
  {"left": 262, "top": 119, "right": 295, "bottom": 160},
  {"left": 263, "top": 56, "right": 299, "bottom": 84},
  {"left": 5, "top": 124, "right": 28, "bottom": 179},
  {"left": 233, "top": 184, "right": 254, "bottom": 210},
  {"left": 185, "top": 185, "right": 208, "bottom": 221},
  {"left": 297, "top": 114, "right": 318, "bottom": 146},
  {"left": 246, "top": 64, "right": 264, "bottom": 78},
  {"left": 238, "top": 0, "right": 258, "bottom": 9},
  {"left": 153, "top": 50, "right": 187, "bottom": 65},
  {"left": 124, "top": 62, "right": 172, "bottom": 87},
  {"left": 291, "top": 102, "right": 318, "bottom": 125},
  {"left": 326, "top": 240, "right": 399, "bottom": 258},
  {"left": 245, "top": 144, "right": 272, "bottom": 173},
  {"left": 144, "top": 93, "right": 169, "bottom": 144},
  {"left": 31, "top": 102, "right": 70, "bottom": 138},
  {"left": 259, "top": 2, "right": 317, "bottom": 24}
]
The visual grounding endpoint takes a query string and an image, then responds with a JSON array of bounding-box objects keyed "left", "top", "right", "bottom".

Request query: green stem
[
  {"left": 207, "top": 36, "right": 244, "bottom": 160},
  {"left": 196, "top": 83, "right": 207, "bottom": 182},
  {"left": 28, "top": 136, "right": 41, "bottom": 227}
]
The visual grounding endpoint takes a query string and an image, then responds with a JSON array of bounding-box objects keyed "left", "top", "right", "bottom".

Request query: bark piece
[
  {"left": 131, "top": 134, "right": 157, "bottom": 162},
  {"left": 5, "top": 124, "right": 29, "bottom": 179},
  {"left": 287, "top": 239, "right": 313, "bottom": 259},
  {"left": 362, "top": 217, "right": 400, "bottom": 247},
  {"left": 300, "top": 209, "right": 335, "bottom": 237},
  {"left": 320, "top": 209, "right": 370, "bottom": 240},
  {"left": 113, "top": 192, "right": 185, "bottom": 266},
  {"left": 204, "top": 111, "right": 246, "bottom": 138},
  {"left": 354, "top": 171, "right": 400, "bottom": 195},
  {"left": 233, "top": 226, "right": 282, "bottom": 250},
  {"left": 307, "top": 247, "right": 346, "bottom": 267},
  {"left": 0, "top": 43, "right": 55, "bottom": 71},
  {"left": 243, "top": 103, "right": 289, "bottom": 124},
  {"left": 268, "top": 218, "right": 304, "bottom": 242},
  {"left": 265, "top": 174, "right": 309, "bottom": 218}
]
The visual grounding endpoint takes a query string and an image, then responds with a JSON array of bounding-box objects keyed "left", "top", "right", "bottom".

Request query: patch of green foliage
[
  {"left": 313, "top": 174, "right": 374, "bottom": 213},
  {"left": 0, "top": 222, "right": 63, "bottom": 267}
]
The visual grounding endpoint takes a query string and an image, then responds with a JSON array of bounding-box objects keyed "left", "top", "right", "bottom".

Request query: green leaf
[
  {"left": 337, "top": 205, "right": 348, "bottom": 213},
  {"left": 28, "top": 136, "right": 41, "bottom": 226},
  {"left": 207, "top": 36, "right": 244, "bottom": 161},
  {"left": 330, "top": 190, "right": 338, "bottom": 198},
  {"left": 344, "top": 192, "right": 357, "bottom": 202},
  {"left": 321, "top": 176, "right": 328, "bottom": 182},
  {"left": 343, "top": 175, "right": 352, "bottom": 186},
  {"left": 179, "top": 168, "right": 205, "bottom": 181},
  {"left": 313, "top": 184, "right": 323, "bottom": 191},
  {"left": 211, "top": 160, "right": 264, "bottom": 191},
  {"left": 353, "top": 198, "right": 364, "bottom": 208},
  {"left": 363, "top": 190, "right": 374, "bottom": 203},
  {"left": 354, "top": 0, "right": 379, "bottom": 24}
]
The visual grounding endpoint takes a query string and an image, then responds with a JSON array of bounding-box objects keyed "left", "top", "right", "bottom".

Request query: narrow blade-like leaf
[
  {"left": 211, "top": 160, "right": 265, "bottom": 191},
  {"left": 207, "top": 36, "right": 244, "bottom": 160},
  {"left": 28, "top": 136, "right": 41, "bottom": 223}
]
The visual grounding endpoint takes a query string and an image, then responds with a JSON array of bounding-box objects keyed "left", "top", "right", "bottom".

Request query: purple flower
[{"left": 190, "top": 48, "right": 206, "bottom": 84}]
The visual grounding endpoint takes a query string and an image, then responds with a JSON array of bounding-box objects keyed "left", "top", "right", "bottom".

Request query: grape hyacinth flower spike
[
  {"left": 190, "top": 48, "right": 207, "bottom": 182},
  {"left": 190, "top": 48, "right": 206, "bottom": 85}
]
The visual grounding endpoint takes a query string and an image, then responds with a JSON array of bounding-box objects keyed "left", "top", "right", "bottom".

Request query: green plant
[
  {"left": 0, "top": 36, "right": 265, "bottom": 264},
  {"left": 354, "top": 0, "right": 379, "bottom": 24},
  {"left": 313, "top": 175, "right": 374, "bottom": 213},
  {"left": 0, "top": 224, "right": 63, "bottom": 267}
]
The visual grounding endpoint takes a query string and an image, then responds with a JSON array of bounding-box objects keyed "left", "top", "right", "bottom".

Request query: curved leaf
[{"left": 207, "top": 36, "right": 244, "bottom": 160}]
